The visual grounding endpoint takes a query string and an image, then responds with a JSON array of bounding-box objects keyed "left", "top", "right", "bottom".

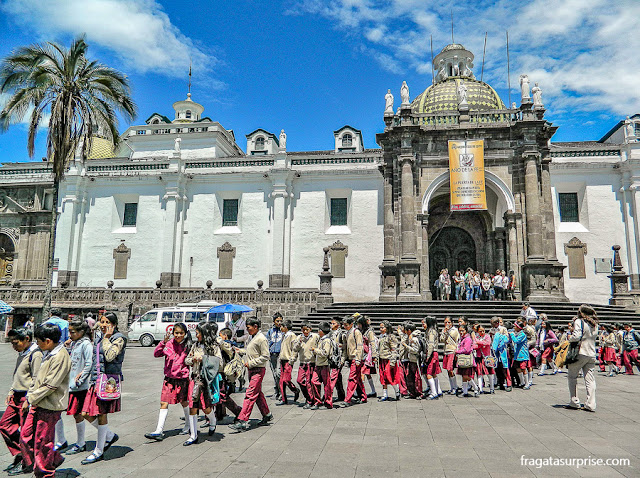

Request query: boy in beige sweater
[{"left": 19, "top": 323, "right": 71, "bottom": 478}]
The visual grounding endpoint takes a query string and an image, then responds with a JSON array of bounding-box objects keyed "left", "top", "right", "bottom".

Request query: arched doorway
[
  {"left": 0, "top": 233, "right": 15, "bottom": 285},
  {"left": 429, "top": 226, "right": 476, "bottom": 298}
]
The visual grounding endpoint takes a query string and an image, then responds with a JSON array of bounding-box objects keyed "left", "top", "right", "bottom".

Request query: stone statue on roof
[
  {"left": 532, "top": 83, "right": 543, "bottom": 107},
  {"left": 625, "top": 116, "right": 636, "bottom": 141},
  {"left": 384, "top": 89, "right": 394, "bottom": 115},
  {"left": 401, "top": 81, "right": 410, "bottom": 105},
  {"left": 174, "top": 137, "right": 181, "bottom": 152},
  {"left": 457, "top": 82, "right": 468, "bottom": 107},
  {"left": 519, "top": 74, "right": 531, "bottom": 101},
  {"left": 279, "top": 129, "right": 287, "bottom": 149}
]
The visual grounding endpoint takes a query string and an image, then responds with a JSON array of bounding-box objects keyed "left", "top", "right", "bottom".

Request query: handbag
[
  {"left": 565, "top": 320, "right": 584, "bottom": 365},
  {"left": 530, "top": 348, "right": 540, "bottom": 358},
  {"left": 484, "top": 352, "right": 497, "bottom": 369},
  {"left": 95, "top": 340, "right": 121, "bottom": 401},
  {"left": 457, "top": 354, "right": 473, "bottom": 368}
]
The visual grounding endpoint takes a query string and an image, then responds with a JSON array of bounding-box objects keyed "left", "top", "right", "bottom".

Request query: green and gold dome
[
  {"left": 411, "top": 77, "right": 505, "bottom": 114},
  {"left": 410, "top": 43, "right": 505, "bottom": 114}
]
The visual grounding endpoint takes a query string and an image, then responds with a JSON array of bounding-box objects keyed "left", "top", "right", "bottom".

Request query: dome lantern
[
  {"left": 433, "top": 43, "right": 475, "bottom": 83},
  {"left": 172, "top": 93, "right": 205, "bottom": 123}
]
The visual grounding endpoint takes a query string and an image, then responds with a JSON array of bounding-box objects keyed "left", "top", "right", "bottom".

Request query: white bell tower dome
[{"left": 172, "top": 92, "right": 204, "bottom": 123}]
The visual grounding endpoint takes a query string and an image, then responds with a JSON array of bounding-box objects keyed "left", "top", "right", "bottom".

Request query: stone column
[
  {"left": 400, "top": 156, "right": 417, "bottom": 261},
  {"left": 418, "top": 214, "right": 432, "bottom": 300},
  {"left": 487, "top": 231, "right": 495, "bottom": 272},
  {"left": 160, "top": 187, "right": 182, "bottom": 287},
  {"left": 494, "top": 228, "right": 506, "bottom": 271},
  {"left": 382, "top": 163, "right": 394, "bottom": 261},
  {"left": 540, "top": 160, "right": 558, "bottom": 261},
  {"left": 397, "top": 155, "right": 421, "bottom": 300},
  {"left": 269, "top": 183, "right": 289, "bottom": 288},
  {"left": 524, "top": 156, "right": 544, "bottom": 259},
  {"left": 505, "top": 212, "right": 522, "bottom": 298}
]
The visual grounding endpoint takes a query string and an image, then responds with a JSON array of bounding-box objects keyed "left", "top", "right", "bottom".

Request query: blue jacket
[
  {"left": 45, "top": 316, "right": 69, "bottom": 344},
  {"left": 491, "top": 333, "right": 509, "bottom": 366},
  {"left": 509, "top": 331, "right": 530, "bottom": 362}
]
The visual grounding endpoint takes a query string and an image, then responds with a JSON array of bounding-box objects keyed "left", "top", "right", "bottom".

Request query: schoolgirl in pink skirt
[
  {"left": 144, "top": 322, "right": 192, "bottom": 442},
  {"left": 377, "top": 320, "right": 399, "bottom": 401},
  {"left": 473, "top": 325, "right": 494, "bottom": 394},
  {"left": 455, "top": 324, "right": 480, "bottom": 397}
]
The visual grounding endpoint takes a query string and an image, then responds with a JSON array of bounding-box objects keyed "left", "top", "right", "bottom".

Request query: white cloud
[
  {"left": 291, "top": 0, "right": 640, "bottom": 118},
  {"left": 1, "top": 0, "right": 216, "bottom": 77}
]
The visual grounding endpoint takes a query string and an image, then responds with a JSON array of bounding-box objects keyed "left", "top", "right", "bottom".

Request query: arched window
[
  {"left": 152, "top": 119, "right": 160, "bottom": 124},
  {"left": 342, "top": 133, "right": 353, "bottom": 147},
  {"left": 255, "top": 136, "right": 265, "bottom": 150},
  {"left": 185, "top": 110, "right": 192, "bottom": 119}
]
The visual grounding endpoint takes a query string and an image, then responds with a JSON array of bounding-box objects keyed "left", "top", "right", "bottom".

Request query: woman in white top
[{"left": 566, "top": 304, "right": 599, "bottom": 411}]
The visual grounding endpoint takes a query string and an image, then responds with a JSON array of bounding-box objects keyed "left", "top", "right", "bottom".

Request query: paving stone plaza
[{"left": 1, "top": 343, "right": 638, "bottom": 478}]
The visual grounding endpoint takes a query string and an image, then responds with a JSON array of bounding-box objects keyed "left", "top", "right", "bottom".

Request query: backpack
[
  {"left": 417, "top": 335, "right": 429, "bottom": 367},
  {"left": 223, "top": 352, "right": 244, "bottom": 382},
  {"left": 328, "top": 336, "right": 341, "bottom": 369}
]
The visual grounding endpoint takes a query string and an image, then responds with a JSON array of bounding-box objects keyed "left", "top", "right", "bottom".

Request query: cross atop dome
[{"left": 433, "top": 43, "right": 475, "bottom": 83}]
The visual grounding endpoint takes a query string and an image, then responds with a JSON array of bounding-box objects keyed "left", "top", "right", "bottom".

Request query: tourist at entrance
[
  {"left": 464, "top": 268, "right": 473, "bottom": 300},
  {"left": 1, "top": 327, "right": 42, "bottom": 475},
  {"left": 566, "top": 305, "right": 599, "bottom": 411},
  {"left": 492, "top": 271, "right": 504, "bottom": 300},
  {"left": 453, "top": 271, "right": 464, "bottom": 300},
  {"left": 438, "top": 269, "right": 451, "bottom": 300},
  {"left": 507, "top": 271, "right": 517, "bottom": 300},
  {"left": 472, "top": 271, "right": 482, "bottom": 300},
  {"left": 481, "top": 273, "right": 492, "bottom": 300}
]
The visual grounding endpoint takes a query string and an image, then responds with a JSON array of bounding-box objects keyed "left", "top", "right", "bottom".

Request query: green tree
[{"left": 0, "top": 36, "right": 136, "bottom": 319}]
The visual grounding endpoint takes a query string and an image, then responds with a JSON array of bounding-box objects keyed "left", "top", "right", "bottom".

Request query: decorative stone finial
[
  {"left": 107, "top": 280, "right": 114, "bottom": 289},
  {"left": 155, "top": 280, "right": 162, "bottom": 289},
  {"left": 612, "top": 245, "right": 623, "bottom": 272},
  {"left": 206, "top": 280, "right": 212, "bottom": 289},
  {"left": 257, "top": 280, "right": 264, "bottom": 290},
  {"left": 322, "top": 247, "right": 330, "bottom": 273}
]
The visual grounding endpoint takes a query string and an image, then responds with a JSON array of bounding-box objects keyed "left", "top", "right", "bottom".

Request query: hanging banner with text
[{"left": 448, "top": 139, "right": 487, "bottom": 211}]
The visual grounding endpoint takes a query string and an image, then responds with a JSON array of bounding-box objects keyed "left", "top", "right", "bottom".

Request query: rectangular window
[
  {"left": 222, "top": 199, "right": 239, "bottom": 226},
  {"left": 161, "top": 311, "right": 184, "bottom": 323},
  {"left": 558, "top": 193, "right": 579, "bottom": 222},
  {"left": 123, "top": 202, "right": 138, "bottom": 227},
  {"left": 330, "top": 198, "right": 348, "bottom": 226}
]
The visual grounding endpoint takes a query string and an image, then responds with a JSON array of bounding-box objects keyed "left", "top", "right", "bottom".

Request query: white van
[{"left": 128, "top": 300, "right": 230, "bottom": 347}]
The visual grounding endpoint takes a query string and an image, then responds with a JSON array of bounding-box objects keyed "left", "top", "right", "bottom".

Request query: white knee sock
[
  {"left": 434, "top": 377, "right": 442, "bottom": 395},
  {"left": 189, "top": 415, "right": 198, "bottom": 440},
  {"left": 392, "top": 384, "right": 399, "bottom": 396},
  {"left": 182, "top": 407, "right": 190, "bottom": 432},
  {"left": 540, "top": 364, "right": 547, "bottom": 374},
  {"left": 528, "top": 371, "right": 533, "bottom": 385},
  {"left": 462, "top": 382, "right": 469, "bottom": 394},
  {"left": 449, "top": 375, "right": 457, "bottom": 391},
  {"left": 89, "top": 420, "right": 114, "bottom": 442},
  {"left": 205, "top": 411, "right": 217, "bottom": 431},
  {"left": 154, "top": 408, "right": 168, "bottom": 434},
  {"left": 489, "top": 374, "right": 495, "bottom": 392},
  {"left": 469, "top": 378, "right": 479, "bottom": 393},
  {"left": 518, "top": 372, "right": 525, "bottom": 385},
  {"left": 367, "top": 377, "right": 376, "bottom": 394},
  {"left": 382, "top": 387, "right": 388, "bottom": 399},
  {"left": 427, "top": 378, "right": 436, "bottom": 396},
  {"left": 76, "top": 421, "right": 86, "bottom": 447},
  {"left": 55, "top": 419, "right": 66, "bottom": 446},
  {"left": 94, "top": 425, "right": 108, "bottom": 456}
]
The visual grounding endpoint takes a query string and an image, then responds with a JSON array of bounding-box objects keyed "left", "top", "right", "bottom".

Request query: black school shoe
[
  {"left": 7, "top": 462, "right": 32, "bottom": 475},
  {"left": 3, "top": 456, "right": 21, "bottom": 472},
  {"left": 258, "top": 413, "right": 273, "bottom": 426},
  {"left": 103, "top": 433, "right": 119, "bottom": 453},
  {"left": 144, "top": 432, "right": 165, "bottom": 441}
]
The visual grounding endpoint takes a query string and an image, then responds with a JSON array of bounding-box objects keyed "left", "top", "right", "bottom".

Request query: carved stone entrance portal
[{"left": 429, "top": 226, "right": 476, "bottom": 297}]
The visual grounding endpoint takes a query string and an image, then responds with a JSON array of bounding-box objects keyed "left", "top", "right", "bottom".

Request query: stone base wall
[{"left": 1, "top": 285, "right": 320, "bottom": 333}]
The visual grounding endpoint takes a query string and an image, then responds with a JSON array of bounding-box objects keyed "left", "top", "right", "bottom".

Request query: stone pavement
[{"left": 0, "top": 343, "right": 639, "bottom": 478}]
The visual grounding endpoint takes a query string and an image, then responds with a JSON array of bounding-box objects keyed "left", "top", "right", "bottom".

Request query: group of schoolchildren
[
  {"left": 437, "top": 268, "right": 516, "bottom": 301},
  {"left": 0, "top": 311, "right": 125, "bottom": 478},
  {"left": 597, "top": 322, "right": 640, "bottom": 376}
]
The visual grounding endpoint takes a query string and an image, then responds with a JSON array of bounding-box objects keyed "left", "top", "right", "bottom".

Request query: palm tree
[{"left": 0, "top": 36, "right": 136, "bottom": 320}]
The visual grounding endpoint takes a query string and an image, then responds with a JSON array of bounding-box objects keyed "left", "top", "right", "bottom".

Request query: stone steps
[{"left": 293, "top": 300, "right": 640, "bottom": 330}]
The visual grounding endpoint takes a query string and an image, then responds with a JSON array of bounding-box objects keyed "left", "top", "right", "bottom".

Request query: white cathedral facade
[{"left": 1, "top": 43, "right": 639, "bottom": 306}]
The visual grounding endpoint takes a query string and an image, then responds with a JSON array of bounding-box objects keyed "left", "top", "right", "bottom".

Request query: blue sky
[{"left": 1, "top": 0, "right": 639, "bottom": 163}]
